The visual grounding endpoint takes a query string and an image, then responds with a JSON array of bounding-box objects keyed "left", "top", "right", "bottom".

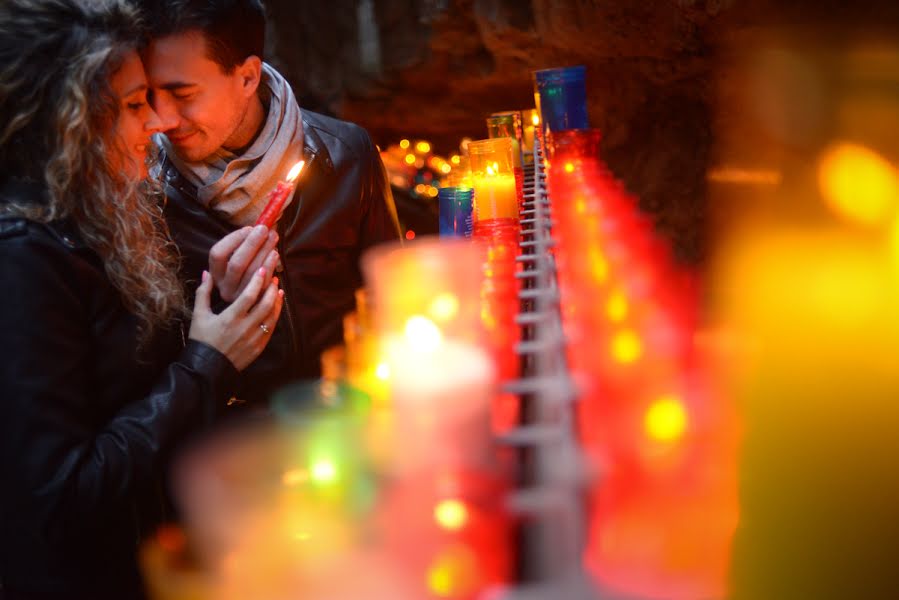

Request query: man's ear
[{"left": 237, "top": 55, "right": 262, "bottom": 97}]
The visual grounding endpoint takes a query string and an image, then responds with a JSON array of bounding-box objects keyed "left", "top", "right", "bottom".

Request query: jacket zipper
[{"left": 276, "top": 233, "right": 301, "bottom": 365}]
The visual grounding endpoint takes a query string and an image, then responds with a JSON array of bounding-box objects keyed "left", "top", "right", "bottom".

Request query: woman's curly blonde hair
[{"left": 0, "top": 0, "right": 186, "bottom": 344}]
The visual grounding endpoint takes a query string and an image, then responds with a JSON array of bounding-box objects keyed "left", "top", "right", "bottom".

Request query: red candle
[{"left": 255, "top": 160, "right": 305, "bottom": 228}]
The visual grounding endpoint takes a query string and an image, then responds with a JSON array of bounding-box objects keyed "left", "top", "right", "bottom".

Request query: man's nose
[{"left": 149, "top": 91, "right": 180, "bottom": 132}]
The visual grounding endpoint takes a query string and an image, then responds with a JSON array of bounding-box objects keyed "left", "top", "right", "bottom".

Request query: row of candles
[{"left": 140, "top": 65, "right": 737, "bottom": 600}]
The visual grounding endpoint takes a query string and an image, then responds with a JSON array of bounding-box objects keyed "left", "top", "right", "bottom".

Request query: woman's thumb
[{"left": 193, "top": 270, "right": 213, "bottom": 315}]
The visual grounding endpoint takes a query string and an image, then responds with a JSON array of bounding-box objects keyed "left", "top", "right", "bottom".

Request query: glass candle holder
[
  {"left": 521, "top": 108, "right": 540, "bottom": 165},
  {"left": 438, "top": 186, "right": 474, "bottom": 238},
  {"left": 467, "top": 138, "right": 519, "bottom": 221},
  {"left": 534, "top": 65, "right": 589, "bottom": 136},
  {"left": 487, "top": 112, "right": 525, "bottom": 211}
]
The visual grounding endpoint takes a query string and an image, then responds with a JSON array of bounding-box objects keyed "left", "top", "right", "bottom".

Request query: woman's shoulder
[{"left": 0, "top": 179, "right": 86, "bottom": 253}]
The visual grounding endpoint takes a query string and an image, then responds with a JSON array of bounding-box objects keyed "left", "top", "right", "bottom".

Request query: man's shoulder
[{"left": 302, "top": 110, "right": 373, "bottom": 161}]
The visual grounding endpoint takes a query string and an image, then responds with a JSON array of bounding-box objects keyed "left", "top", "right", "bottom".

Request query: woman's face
[{"left": 109, "top": 50, "right": 162, "bottom": 179}]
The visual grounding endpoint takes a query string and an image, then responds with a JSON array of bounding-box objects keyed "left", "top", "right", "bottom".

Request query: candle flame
[
  {"left": 287, "top": 160, "right": 306, "bottom": 182},
  {"left": 486, "top": 165, "right": 495, "bottom": 176},
  {"left": 532, "top": 114, "right": 540, "bottom": 126}
]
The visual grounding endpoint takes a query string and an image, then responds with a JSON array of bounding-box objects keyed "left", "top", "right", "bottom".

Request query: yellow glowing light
[
  {"left": 428, "top": 186, "right": 439, "bottom": 198},
  {"left": 310, "top": 459, "right": 338, "bottom": 484},
  {"left": 451, "top": 155, "right": 461, "bottom": 165},
  {"left": 426, "top": 547, "right": 477, "bottom": 598},
  {"left": 405, "top": 315, "right": 443, "bottom": 353},
  {"left": 486, "top": 165, "right": 496, "bottom": 176},
  {"left": 644, "top": 395, "right": 688, "bottom": 442},
  {"left": 564, "top": 162, "right": 575, "bottom": 173},
  {"left": 818, "top": 142, "right": 899, "bottom": 226},
  {"left": 434, "top": 499, "right": 469, "bottom": 531},
  {"left": 606, "top": 291, "right": 628, "bottom": 322},
  {"left": 441, "top": 163, "right": 452, "bottom": 174},
  {"left": 293, "top": 531, "right": 311, "bottom": 541},
  {"left": 532, "top": 114, "right": 540, "bottom": 126},
  {"left": 400, "top": 139, "right": 410, "bottom": 149},
  {"left": 375, "top": 362, "right": 390, "bottom": 380},
  {"left": 611, "top": 329, "right": 643, "bottom": 364},
  {"left": 286, "top": 160, "right": 305, "bottom": 182},
  {"left": 281, "top": 468, "right": 308, "bottom": 487},
  {"left": 588, "top": 247, "right": 608, "bottom": 282},
  {"left": 405, "top": 153, "right": 416, "bottom": 165},
  {"left": 416, "top": 141, "right": 432, "bottom": 154},
  {"left": 429, "top": 293, "right": 459, "bottom": 321}
]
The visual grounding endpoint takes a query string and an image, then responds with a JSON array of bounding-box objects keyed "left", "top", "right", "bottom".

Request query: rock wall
[{"left": 263, "top": 0, "right": 899, "bottom": 265}]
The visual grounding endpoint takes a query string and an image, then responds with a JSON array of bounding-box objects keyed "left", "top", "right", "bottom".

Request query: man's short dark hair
[{"left": 140, "top": 0, "right": 265, "bottom": 71}]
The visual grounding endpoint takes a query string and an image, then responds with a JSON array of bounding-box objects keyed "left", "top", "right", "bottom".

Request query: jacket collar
[{"left": 301, "top": 115, "right": 334, "bottom": 174}]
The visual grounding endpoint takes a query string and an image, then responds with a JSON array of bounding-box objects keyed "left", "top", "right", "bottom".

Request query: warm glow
[
  {"left": 486, "top": 165, "right": 496, "bottom": 176},
  {"left": 281, "top": 468, "right": 308, "bottom": 487},
  {"left": 430, "top": 293, "right": 460, "bottom": 321},
  {"left": 426, "top": 547, "right": 477, "bottom": 597},
  {"left": 286, "top": 160, "right": 305, "bottom": 182},
  {"left": 532, "top": 114, "right": 540, "bottom": 126},
  {"left": 405, "top": 153, "right": 416, "bottom": 165},
  {"left": 441, "top": 163, "right": 452, "bottom": 174},
  {"left": 405, "top": 315, "right": 443, "bottom": 353},
  {"left": 564, "top": 162, "right": 575, "bottom": 173},
  {"left": 611, "top": 329, "right": 643, "bottom": 363},
  {"left": 406, "top": 229, "right": 416, "bottom": 240},
  {"left": 310, "top": 459, "right": 338, "bottom": 484},
  {"left": 451, "top": 155, "right": 461, "bottom": 165},
  {"left": 589, "top": 247, "right": 608, "bottom": 282},
  {"left": 644, "top": 395, "right": 688, "bottom": 442},
  {"left": 428, "top": 186, "right": 439, "bottom": 198},
  {"left": 415, "top": 184, "right": 426, "bottom": 195},
  {"left": 606, "top": 291, "right": 628, "bottom": 322},
  {"left": 434, "top": 499, "right": 469, "bottom": 531},
  {"left": 375, "top": 362, "right": 390, "bottom": 380},
  {"left": 400, "top": 139, "right": 410, "bottom": 149},
  {"left": 818, "top": 142, "right": 899, "bottom": 226},
  {"left": 416, "top": 141, "right": 432, "bottom": 154}
]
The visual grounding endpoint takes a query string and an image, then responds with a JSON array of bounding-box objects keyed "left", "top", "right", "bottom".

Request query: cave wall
[{"left": 262, "top": 0, "right": 899, "bottom": 265}]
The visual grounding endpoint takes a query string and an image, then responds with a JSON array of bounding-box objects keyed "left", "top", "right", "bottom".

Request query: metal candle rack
[{"left": 498, "top": 138, "right": 596, "bottom": 599}]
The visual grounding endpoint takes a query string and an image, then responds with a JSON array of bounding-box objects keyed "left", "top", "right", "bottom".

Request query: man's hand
[{"left": 209, "top": 225, "right": 280, "bottom": 302}]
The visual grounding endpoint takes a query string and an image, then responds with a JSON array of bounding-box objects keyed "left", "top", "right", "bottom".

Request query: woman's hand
[{"left": 188, "top": 267, "right": 283, "bottom": 371}]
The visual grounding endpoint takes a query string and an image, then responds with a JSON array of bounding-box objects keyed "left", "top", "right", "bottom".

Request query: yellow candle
[{"left": 472, "top": 170, "right": 518, "bottom": 220}]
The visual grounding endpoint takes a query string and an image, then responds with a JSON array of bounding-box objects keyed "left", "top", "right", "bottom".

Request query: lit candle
[
  {"left": 471, "top": 165, "right": 518, "bottom": 221},
  {"left": 522, "top": 109, "right": 539, "bottom": 163},
  {"left": 255, "top": 160, "right": 305, "bottom": 227}
]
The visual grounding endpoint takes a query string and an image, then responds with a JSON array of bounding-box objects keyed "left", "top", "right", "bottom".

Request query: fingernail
[
  {"left": 254, "top": 224, "right": 267, "bottom": 235},
  {"left": 279, "top": 289, "right": 285, "bottom": 299},
  {"left": 258, "top": 267, "right": 266, "bottom": 277},
  {"left": 201, "top": 270, "right": 208, "bottom": 282}
]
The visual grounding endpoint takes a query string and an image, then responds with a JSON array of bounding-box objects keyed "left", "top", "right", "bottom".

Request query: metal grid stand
[{"left": 498, "top": 138, "right": 597, "bottom": 599}]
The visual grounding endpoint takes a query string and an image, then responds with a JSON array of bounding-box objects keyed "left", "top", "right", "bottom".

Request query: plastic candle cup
[
  {"left": 438, "top": 186, "right": 474, "bottom": 238},
  {"left": 468, "top": 138, "right": 519, "bottom": 221},
  {"left": 533, "top": 66, "right": 589, "bottom": 136},
  {"left": 521, "top": 109, "right": 539, "bottom": 164}
]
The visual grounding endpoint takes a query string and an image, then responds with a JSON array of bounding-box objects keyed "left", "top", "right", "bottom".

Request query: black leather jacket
[
  {"left": 161, "top": 110, "right": 401, "bottom": 406},
  {"left": 0, "top": 181, "right": 239, "bottom": 599}
]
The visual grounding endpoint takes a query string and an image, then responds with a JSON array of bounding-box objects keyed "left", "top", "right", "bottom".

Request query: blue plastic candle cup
[
  {"left": 533, "top": 66, "right": 589, "bottom": 136},
  {"left": 438, "top": 186, "right": 474, "bottom": 238}
]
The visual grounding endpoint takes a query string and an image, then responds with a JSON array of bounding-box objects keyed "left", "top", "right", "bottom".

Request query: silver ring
[{"left": 259, "top": 323, "right": 271, "bottom": 334}]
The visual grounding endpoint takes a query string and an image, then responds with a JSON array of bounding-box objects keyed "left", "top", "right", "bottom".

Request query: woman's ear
[{"left": 237, "top": 55, "right": 262, "bottom": 97}]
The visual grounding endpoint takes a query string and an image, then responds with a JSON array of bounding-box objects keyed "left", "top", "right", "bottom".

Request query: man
[{"left": 141, "top": 0, "right": 401, "bottom": 405}]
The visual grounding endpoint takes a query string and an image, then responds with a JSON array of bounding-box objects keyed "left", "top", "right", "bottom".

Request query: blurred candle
[{"left": 521, "top": 109, "right": 539, "bottom": 164}]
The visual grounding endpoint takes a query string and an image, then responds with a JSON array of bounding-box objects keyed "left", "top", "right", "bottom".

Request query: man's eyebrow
[{"left": 157, "top": 82, "right": 197, "bottom": 91}]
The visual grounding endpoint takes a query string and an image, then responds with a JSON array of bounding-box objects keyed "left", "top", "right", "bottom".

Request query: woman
[{"left": 0, "top": 0, "right": 282, "bottom": 598}]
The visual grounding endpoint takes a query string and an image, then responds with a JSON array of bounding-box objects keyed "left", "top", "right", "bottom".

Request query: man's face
[{"left": 143, "top": 30, "right": 250, "bottom": 162}]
